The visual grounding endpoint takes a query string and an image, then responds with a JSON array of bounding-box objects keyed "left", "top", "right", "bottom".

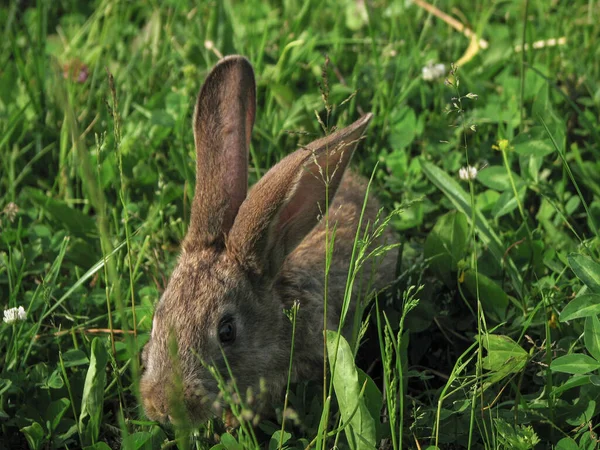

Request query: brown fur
[{"left": 140, "top": 56, "right": 397, "bottom": 425}]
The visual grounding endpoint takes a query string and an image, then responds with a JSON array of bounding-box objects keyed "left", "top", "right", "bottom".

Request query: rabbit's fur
[{"left": 140, "top": 55, "right": 397, "bottom": 425}]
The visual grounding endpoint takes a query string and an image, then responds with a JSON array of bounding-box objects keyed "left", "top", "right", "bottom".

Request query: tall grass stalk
[
  {"left": 519, "top": 0, "right": 530, "bottom": 132},
  {"left": 376, "top": 285, "right": 420, "bottom": 450},
  {"left": 279, "top": 300, "right": 300, "bottom": 450},
  {"left": 443, "top": 63, "right": 492, "bottom": 450},
  {"left": 55, "top": 62, "right": 131, "bottom": 432},
  {"left": 317, "top": 56, "right": 333, "bottom": 449},
  {"left": 106, "top": 68, "right": 142, "bottom": 409},
  {"left": 58, "top": 347, "right": 83, "bottom": 448}
]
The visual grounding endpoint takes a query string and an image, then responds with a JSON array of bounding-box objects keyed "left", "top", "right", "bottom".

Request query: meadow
[{"left": 2, "top": 0, "right": 600, "bottom": 448}]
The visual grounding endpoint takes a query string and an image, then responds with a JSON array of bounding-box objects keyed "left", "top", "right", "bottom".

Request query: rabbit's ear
[
  {"left": 185, "top": 56, "right": 256, "bottom": 251},
  {"left": 228, "top": 114, "right": 372, "bottom": 277}
]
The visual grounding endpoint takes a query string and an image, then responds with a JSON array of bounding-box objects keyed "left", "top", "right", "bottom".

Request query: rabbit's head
[{"left": 140, "top": 55, "right": 373, "bottom": 425}]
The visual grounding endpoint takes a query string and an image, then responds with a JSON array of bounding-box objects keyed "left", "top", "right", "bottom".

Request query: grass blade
[{"left": 79, "top": 337, "right": 109, "bottom": 445}]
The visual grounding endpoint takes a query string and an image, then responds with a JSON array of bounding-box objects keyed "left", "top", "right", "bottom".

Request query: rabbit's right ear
[
  {"left": 184, "top": 56, "right": 256, "bottom": 252},
  {"left": 228, "top": 114, "right": 373, "bottom": 278}
]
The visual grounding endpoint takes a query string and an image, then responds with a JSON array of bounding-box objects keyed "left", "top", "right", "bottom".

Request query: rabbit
[{"left": 140, "top": 55, "right": 397, "bottom": 425}]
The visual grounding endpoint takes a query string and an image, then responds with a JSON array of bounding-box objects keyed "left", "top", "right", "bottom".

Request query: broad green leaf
[
  {"left": 552, "top": 375, "right": 592, "bottom": 396},
  {"left": 565, "top": 196, "right": 581, "bottom": 216},
  {"left": 579, "top": 430, "right": 600, "bottom": 449},
  {"left": 149, "top": 425, "right": 168, "bottom": 447},
  {"left": 385, "top": 148, "right": 408, "bottom": 179},
  {"left": 424, "top": 211, "right": 468, "bottom": 286},
  {"left": 555, "top": 437, "right": 579, "bottom": 450},
  {"left": 45, "top": 370, "right": 64, "bottom": 389},
  {"left": 477, "top": 166, "right": 521, "bottom": 191},
  {"left": 21, "top": 422, "right": 44, "bottom": 450},
  {"left": 62, "top": 349, "right": 90, "bottom": 368},
  {"left": 220, "top": 433, "right": 242, "bottom": 450},
  {"left": 24, "top": 187, "right": 97, "bottom": 238},
  {"left": 493, "top": 183, "right": 527, "bottom": 219},
  {"left": 512, "top": 121, "right": 563, "bottom": 157},
  {"left": 513, "top": 139, "right": 554, "bottom": 157},
  {"left": 585, "top": 316, "right": 600, "bottom": 361},
  {"left": 550, "top": 354, "right": 600, "bottom": 375},
  {"left": 357, "top": 368, "right": 384, "bottom": 440},
  {"left": 420, "top": 160, "right": 524, "bottom": 298},
  {"left": 326, "top": 331, "right": 377, "bottom": 450},
  {"left": 122, "top": 431, "right": 152, "bottom": 450},
  {"left": 57, "top": 422, "right": 79, "bottom": 444},
  {"left": 568, "top": 254, "right": 600, "bottom": 293},
  {"left": 132, "top": 161, "right": 158, "bottom": 186},
  {"left": 524, "top": 153, "right": 544, "bottom": 183},
  {"left": 45, "top": 398, "right": 70, "bottom": 433},
  {"left": 79, "top": 338, "right": 109, "bottom": 445},
  {"left": 269, "top": 430, "right": 292, "bottom": 450},
  {"left": 532, "top": 84, "right": 550, "bottom": 119},
  {"left": 563, "top": 386, "right": 597, "bottom": 427},
  {"left": 462, "top": 271, "right": 509, "bottom": 320},
  {"left": 83, "top": 443, "right": 112, "bottom": 450},
  {"left": 476, "top": 190, "right": 500, "bottom": 212},
  {"left": 149, "top": 110, "right": 175, "bottom": 127},
  {"left": 559, "top": 294, "right": 600, "bottom": 321},
  {"left": 481, "top": 334, "right": 528, "bottom": 384},
  {"left": 388, "top": 107, "right": 417, "bottom": 151},
  {"left": 481, "top": 335, "right": 528, "bottom": 365}
]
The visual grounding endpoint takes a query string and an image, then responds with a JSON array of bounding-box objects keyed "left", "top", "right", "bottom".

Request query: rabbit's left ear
[
  {"left": 185, "top": 56, "right": 256, "bottom": 251},
  {"left": 228, "top": 114, "right": 372, "bottom": 278}
]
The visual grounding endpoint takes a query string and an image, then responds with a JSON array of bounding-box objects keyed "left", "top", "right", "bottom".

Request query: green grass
[{"left": 2, "top": 0, "right": 600, "bottom": 448}]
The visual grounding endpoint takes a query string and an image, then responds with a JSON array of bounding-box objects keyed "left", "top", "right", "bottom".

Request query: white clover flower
[
  {"left": 422, "top": 62, "right": 446, "bottom": 81},
  {"left": 3, "top": 306, "right": 27, "bottom": 324},
  {"left": 3, "top": 202, "right": 19, "bottom": 223},
  {"left": 459, "top": 166, "right": 478, "bottom": 181}
]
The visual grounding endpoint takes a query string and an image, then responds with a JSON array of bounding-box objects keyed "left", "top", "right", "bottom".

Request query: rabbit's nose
[
  {"left": 147, "top": 397, "right": 169, "bottom": 422},
  {"left": 140, "top": 380, "right": 171, "bottom": 422}
]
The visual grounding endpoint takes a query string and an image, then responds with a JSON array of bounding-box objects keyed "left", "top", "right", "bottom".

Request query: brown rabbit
[{"left": 140, "top": 55, "right": 397, "bottom": 425}]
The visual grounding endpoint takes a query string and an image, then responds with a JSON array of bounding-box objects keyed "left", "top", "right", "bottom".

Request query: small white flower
[
  {"left": 3, "top": 306, "right": 27, "bottom": 324},
  {"left": 459, "top": 166, "right": 478, "bottom": 181},
  {"left": 422, "top": 62, "right": 446, "bottom": 81},
  {"left": 3, "top": 202, "right": 19, "bottom": 223}
]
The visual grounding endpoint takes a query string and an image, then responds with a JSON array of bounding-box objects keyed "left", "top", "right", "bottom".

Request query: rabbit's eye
[{"left": 218, "top": 318, "right": 236, "bottom": 344}]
